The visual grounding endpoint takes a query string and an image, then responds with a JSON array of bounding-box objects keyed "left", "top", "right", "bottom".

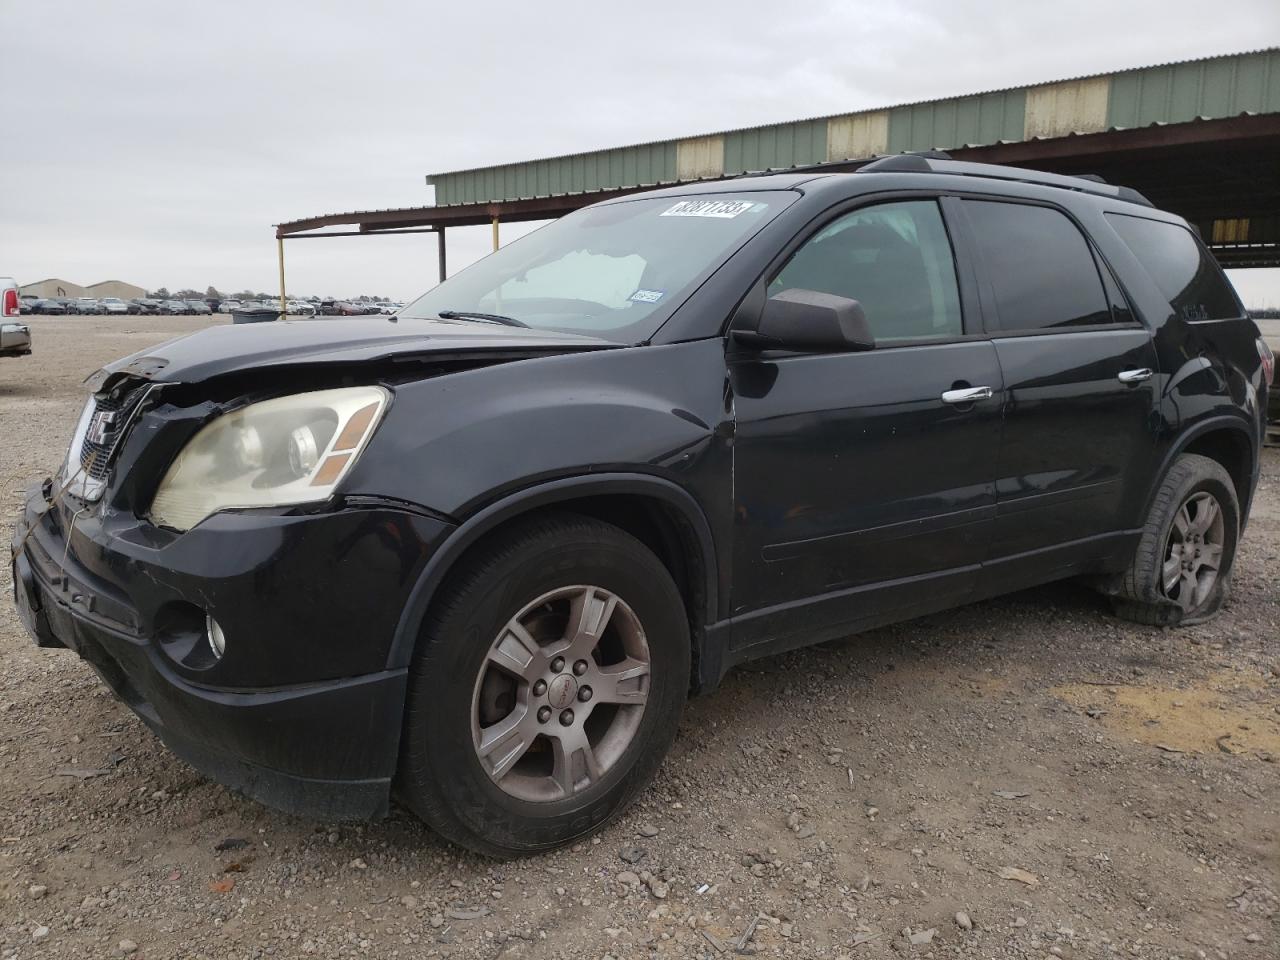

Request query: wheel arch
[
  {"left": 1146, "top": 416, "right": 1258, "bottom": 528},
  {"left": 386, "top": 474, "right": 720, "bottom": 677}
]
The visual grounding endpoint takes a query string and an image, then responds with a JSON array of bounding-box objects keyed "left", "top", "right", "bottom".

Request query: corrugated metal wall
[
  {"left": 886, "top": 89, "right": 1027, "bottom": 153},
  {"left": 427, "top": 49, "right": 1278, "bottom": 207},
  {"left": 434, "top": 142, "right": 676, "bottom": 205},
  {"left": 722, "top": 118, "right": 827, "bottom": 175},
  {"left": 1107, "top": 47, "right": 1279, "bottom": 127}
]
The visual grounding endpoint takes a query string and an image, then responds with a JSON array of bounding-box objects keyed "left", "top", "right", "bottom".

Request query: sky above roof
[{"left": 2, "top": 0, "right": 1278, "bottom": 304}]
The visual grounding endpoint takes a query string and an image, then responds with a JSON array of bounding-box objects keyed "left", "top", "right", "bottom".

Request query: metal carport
[{"left": 273, "top": 49, "right": 1280, "bottom": 309}]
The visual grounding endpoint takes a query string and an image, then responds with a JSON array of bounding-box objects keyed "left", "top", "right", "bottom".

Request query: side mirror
[{"left": 734, "top": 288, "right": 875, "bottom": 353}]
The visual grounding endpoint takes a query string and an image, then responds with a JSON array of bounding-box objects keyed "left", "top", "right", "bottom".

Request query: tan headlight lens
[{"left": 149, "top": 386, "right": 389, "bottom": 532}]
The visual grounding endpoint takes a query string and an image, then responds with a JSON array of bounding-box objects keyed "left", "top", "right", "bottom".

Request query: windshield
[{"left": 400, "top": 192, "right": 792, "bottom": 342}]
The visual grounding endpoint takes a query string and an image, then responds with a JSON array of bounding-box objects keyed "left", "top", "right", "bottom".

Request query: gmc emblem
[{"left": 86, "top": 410, "right": 117, "bottom": 445}]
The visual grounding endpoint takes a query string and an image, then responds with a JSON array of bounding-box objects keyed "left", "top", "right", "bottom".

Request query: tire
[
  {"left": 398, "top": 512, "right": 690, "bottom": 857},
  {"left": 1112, "top": 453, "right": 1239, "bottom": 626}
]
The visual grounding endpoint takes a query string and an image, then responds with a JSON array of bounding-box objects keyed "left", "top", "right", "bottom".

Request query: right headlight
[{"left": 149, "top": 386, "right": 389, "bottom": 532}]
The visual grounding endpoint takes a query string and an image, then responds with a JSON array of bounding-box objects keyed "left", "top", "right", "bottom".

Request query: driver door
[{"left": 728, "top": 197, "right": 1004, "bottom": 654}]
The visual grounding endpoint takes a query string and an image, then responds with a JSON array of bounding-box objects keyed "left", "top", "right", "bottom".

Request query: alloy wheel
[
  {"left": 1161, "top": 491, "right": 1225, "bottom": 613},
  {"left": 470, "top": 585, "right": 651, "bottom": 803}
]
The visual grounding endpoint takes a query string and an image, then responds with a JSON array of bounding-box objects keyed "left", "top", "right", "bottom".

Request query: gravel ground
[{"left": 1, "top": 315, "right": 1277, "bottom": 960}]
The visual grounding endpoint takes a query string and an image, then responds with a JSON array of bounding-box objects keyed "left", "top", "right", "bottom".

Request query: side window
[
  {"left": 1106, "top": 213, "right": 1242, "bottom": 322},
  {"left": 769, "top": 200, "right": 962, "bottom": 341},
  {"left": 963, "top": 201, "right": 1112, "bottom": 332}
]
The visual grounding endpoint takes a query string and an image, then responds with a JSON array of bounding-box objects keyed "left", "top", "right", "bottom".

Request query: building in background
[
  {"left": 85, "top": 280, "right": 147, "bottom": 300},
  {"left": 19, "top": 278, "right": 146, "bottom": 299},
  {"left": 279, "top": 47, "right": 1280, "bottom": 277},
  {"left": 19, "top": 278, "right": 86, "bottom": 299}
]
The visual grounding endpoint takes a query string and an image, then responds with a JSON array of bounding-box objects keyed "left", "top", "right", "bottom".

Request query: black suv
[{"left": 12, "top": 158, "right": 1273, "bottom": 857}]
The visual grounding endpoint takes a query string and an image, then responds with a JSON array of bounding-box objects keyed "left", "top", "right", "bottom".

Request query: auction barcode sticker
[{"left": 660, "top": 199, "right": 755, "bottom": 219}]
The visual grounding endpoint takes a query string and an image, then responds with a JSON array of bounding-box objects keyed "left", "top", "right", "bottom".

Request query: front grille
[{"left": 78, "top": 380, "right": 153, "bottom": 482}]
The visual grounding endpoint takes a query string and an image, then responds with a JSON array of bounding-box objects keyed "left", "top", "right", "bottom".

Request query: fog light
[{"left": 206, "top": 614, "right": 226, "bottom": 659}]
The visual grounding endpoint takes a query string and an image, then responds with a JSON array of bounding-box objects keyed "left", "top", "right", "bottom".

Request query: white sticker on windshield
[
  {"left": 629, "top": 289, "right": 665, "bottom": 304},
  {"left": 660, "top": 199, "right": 755, "bottom": 219}
]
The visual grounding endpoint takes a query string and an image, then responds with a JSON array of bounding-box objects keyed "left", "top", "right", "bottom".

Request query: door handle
[
  {"left": 1117, "top": 368, "right": 1153, "bottom": 384},
  {"left": 940, "top": 385, "right": 993, "bottom": 404}
]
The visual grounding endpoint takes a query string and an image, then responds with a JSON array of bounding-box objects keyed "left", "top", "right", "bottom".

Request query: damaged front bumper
[{"left": 11, "top": 485, "right": 452, "bottom": 819}]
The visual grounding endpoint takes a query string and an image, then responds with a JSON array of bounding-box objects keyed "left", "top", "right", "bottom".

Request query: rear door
[
  {"left": 956, "top": 198, "right": 1160, "bottom": 591},
  {"left": 729, "top": 196, "right": 1003, "bottom": 653}
]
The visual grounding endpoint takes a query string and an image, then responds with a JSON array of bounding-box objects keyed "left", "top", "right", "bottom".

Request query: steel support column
[
  {"left": 277, "top": 237, "right": 287, "bottom": 317},
  {"left": 437, "top": 228, "right": 447, "bottom": 281}
]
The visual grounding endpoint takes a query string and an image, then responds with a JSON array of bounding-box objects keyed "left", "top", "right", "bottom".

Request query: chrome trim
[
  {"left": 62, "top": 382, "right": 160, "bottom": 502},
  {"left": 1117, "top": 368, "right": 1154, "bottom": 383},
  {"left": 940, "top": 385, "right": 993, "bottom": 404}
]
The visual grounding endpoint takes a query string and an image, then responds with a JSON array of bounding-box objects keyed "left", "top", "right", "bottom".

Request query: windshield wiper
[{"left": 437, "top": 310, "right": 528, "bottom": 328}]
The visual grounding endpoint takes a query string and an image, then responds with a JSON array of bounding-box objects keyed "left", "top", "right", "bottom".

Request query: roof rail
[
  {"left": 735, "top": 150, "right": 953, "bottom": 181},
  {"left": 857, "top": 155, "right": 1154, "bottom": 207}
]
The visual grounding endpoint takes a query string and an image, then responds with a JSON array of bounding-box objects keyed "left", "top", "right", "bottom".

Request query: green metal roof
[{"left": 426, "top": 48, "right": 1279, "bottom": 207}]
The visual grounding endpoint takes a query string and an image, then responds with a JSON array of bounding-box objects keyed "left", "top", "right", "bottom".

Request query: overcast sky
[{"left": 2, "top": 0, "right": 1278, "bottom": 304}]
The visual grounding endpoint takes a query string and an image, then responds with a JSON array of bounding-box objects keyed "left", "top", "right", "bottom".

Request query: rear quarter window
[{"left": 1106, "top": 213, "right": 1242, "bottom": 322}]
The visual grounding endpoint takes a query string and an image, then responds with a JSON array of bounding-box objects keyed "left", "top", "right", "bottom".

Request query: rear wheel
[
  {"left": 1112, "top": 453, "right": 1239, "bottom": 626},
  {"left": 398, "top": 513, "right": 689, "bottom": 857}
]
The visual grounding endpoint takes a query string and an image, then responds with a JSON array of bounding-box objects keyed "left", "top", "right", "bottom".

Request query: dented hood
[{"left": 102, "top": 316, "right": 618, "bottom": 384}]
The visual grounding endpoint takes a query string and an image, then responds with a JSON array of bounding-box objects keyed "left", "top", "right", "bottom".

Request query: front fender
[
  {"left": 340, "top": 340, "right": 732, "bottom": 670},
  {"left": 344, "top": 340, "right": 728, "bottom": 518}
]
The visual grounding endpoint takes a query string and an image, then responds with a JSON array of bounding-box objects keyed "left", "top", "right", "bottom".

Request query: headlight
[{"left": 149, "top": 386, "right": 389, "bottom": 532}]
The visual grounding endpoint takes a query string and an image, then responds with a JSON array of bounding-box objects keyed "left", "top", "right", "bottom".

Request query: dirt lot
[{"left": 1, "top": 315, "right": 1277, "bottom": 960}]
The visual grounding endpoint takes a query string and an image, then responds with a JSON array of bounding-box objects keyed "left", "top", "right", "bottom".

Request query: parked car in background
[
  {"left": 1, "top": 278, "right": 30, "bottom": 356},
  {"left": 218, "top": 300, "right": 242, "bottom": 314},
  {"left": 31, "top": 299, "right": 66, "bottom": 315},
  {"left": 163, "top": 300, "right": 191, "bottom": 315},
  {"left": 374, "top": 302, "right": 402, "bottom": 314},
  {"left": 285, "top": 300, "right": 316, "bottom": 316},
  {"left": 1, "top": 277, "right": 27, "bottom": 345},
  {"left": 75, "top": 298, "right": 99, "bottom": 314},
  {"left": 2, "top": 279, "right": 31, "bottom": 356},
  {"left": 19, "top": 296, "right": 39, "bottom": 314},
  {"left": 185, "top": 299, "right": 213, "bottom": 315},
  {"left": 98, "top": 298, "right": 130, "bottom": 316}
]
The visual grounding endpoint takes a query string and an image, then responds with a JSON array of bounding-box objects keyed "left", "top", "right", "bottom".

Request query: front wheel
[
  {"left": 398, "top": 513, "right": 690, "bottom": 857},
  {"left": 1112, "top": 453, "right": 1239, "bottom": 626}
]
